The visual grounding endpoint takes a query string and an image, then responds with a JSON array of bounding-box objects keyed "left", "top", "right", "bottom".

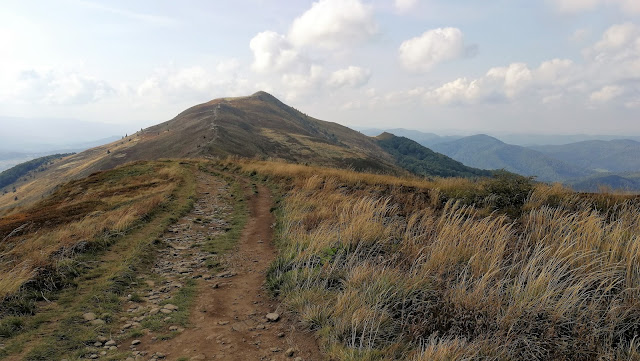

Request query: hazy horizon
[{"left": 2, "top": 0, "right": 640, "bottom": 136}]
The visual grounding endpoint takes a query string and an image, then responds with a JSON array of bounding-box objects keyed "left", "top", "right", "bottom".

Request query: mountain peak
[
  {"left": 466, "top": 134, "right": 504, "bottom": 144},
  {"left": 250, "top": 90, "right": 281, "bottom": 103},
  {"left": 375, "top": 132, "right": 396, "bottom": 140}
]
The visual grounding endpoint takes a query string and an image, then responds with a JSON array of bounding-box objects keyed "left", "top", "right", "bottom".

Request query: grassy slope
[
  {"left": 0, "top": 160, "right": 197, "bottom": 359},
  {"left": 0, "top": 160, "right": 252, "bottom": 360},
  {"left": 234, "top": 159, "right": 640, "bottom": 361},
  {"left": 0, "top": 92, "right": 402, "bottom": 212},
  {"left": 375, "top": 133, "right": 493, "bottom": 178}
]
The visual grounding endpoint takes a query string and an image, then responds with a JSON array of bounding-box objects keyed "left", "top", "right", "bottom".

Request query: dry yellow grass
[
  {"left": 0, "top": 161, "right": 186, "bottom": 301},
  {"left": 244, "top": 159, "right": 640, "bottom": 360}
]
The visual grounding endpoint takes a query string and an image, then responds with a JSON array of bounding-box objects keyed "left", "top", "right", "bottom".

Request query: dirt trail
[{"left": 128, "top": 171, "right": 320, "bottom": 361}]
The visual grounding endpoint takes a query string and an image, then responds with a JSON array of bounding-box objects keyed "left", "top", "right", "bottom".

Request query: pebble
[
  {"left": 265, "top": 313, "right": 280, "bottom": 322},
  {"left": 285, "top": 348, "right": 295, "bottom": 357},
  {"left": 82, "top": 312, "right": 97, "bottom": 321},
  {"left": 131, "top": 339, "right": 141, "bottom": 346}
]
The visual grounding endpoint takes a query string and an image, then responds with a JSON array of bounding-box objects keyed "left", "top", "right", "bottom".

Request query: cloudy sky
[{"left": 1, "top": 0, "right": 639, "bottom": 136}]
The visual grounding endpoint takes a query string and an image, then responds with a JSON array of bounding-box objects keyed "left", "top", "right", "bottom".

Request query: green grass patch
[{"left": 0, "top": 161, "right": 197, "bottom": 360}]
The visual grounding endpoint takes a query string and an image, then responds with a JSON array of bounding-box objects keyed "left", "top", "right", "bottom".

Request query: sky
[{"left": 1, "top": 0, "right": 639, "bottom": 138}]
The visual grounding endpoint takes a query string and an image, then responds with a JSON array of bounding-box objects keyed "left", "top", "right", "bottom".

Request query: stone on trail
[
  {"left": 265, "top": 312, "right": 280, "bottom": 322},
  {"left": 131, "top": 339, "right": 141, "bottom": 346},
  {"left": 285, "top": 348, "right": 295, "bottom": 357}
]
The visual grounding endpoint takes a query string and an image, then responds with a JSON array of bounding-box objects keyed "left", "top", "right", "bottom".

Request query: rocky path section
[{"left": 117, "top": 171, "right": 320, "bottom": 361}]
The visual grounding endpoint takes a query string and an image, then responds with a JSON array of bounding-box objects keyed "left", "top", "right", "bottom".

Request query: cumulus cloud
[
  {"left": 413, "top": 22, "right": 640, "bottom": 108},
  {"left": 288, "top": 0, "right": 377, "bottom": 49},
  {"left": 2, "top": 69, "right": 114, "bottom": 105},
  {"left": 136, "top": 65, "right": 252, "bottom": 103},
  {"left": 247, "top": 0, "right": 378, "bottom": 100},
  {"left": 422, "top": 59, "right": 575, "bottom": 105},
  {"left": 249, "top": 31, "right": 305, "bottom": 73},
  {"left": 327, "top": 66, "right": 371, "bottom": 88},
  {"left": 394, "top": 0, "right": 418, "bottom": 12},
  {"left": 399, "top": 27, "right": 473, "bottom": 72},
  {"left": 281, "top": 65, "right": 325, "bottom": 101},
  {"left": 584, "top": 22, "right": 640, "bottom": 83},
  {"left": 424, "top": 78, "right": 481, "bottom": 104},
  {"left": 486, "top": 63, "right": 533, "bottom": 98}
]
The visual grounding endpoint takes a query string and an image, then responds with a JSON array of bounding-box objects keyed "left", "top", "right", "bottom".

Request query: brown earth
[{"left": 124, "top": 171, "right": 321, "bottom": 361}]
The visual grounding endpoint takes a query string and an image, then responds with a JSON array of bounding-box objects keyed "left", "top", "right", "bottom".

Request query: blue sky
[{"left": 1, "top": 0, "right": 639, "bottom": 136}]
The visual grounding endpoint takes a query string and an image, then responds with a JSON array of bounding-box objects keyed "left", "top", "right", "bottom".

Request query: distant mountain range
[
  {"left": 430, "top": 134, "right": 591, "bottom": 183},
  {"left": 372, "top": 128, "right": 640, "bottom": 191},
  {"left": 529, "top": 139, "right": 640, "bottom": 173}
]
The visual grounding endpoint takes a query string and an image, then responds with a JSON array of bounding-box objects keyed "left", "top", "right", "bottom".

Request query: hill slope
[
  {"left": 375, "top": 133, "right": 493, "bottom": 178},
  {"left": 529, "top": 139, "right": 640, "bottom": 173},
  {"left": 431, "top": 134, "right": 592, "bottom": 182},
  {"left": 1, "top": 92, "right": 495, "bottom": 211}
]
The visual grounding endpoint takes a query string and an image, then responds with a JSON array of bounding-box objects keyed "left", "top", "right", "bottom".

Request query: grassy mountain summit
[{"left": 0, "top": 92, "right": 497, "bottom": 211}]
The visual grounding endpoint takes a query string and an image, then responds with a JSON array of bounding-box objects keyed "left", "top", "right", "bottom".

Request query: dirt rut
[{"left": 134, "top": 172, "right": 320, "bottom": 360}]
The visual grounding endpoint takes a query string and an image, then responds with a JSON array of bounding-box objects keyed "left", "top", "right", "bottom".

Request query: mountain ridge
[{"left": 0, "top": 91, "right": 493, "bottom": 210}]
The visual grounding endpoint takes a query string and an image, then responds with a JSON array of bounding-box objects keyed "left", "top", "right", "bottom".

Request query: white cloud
[
  {"left": 281, "top": 65, "right": 325, "bottom": 101},
  {"left": 418, "top": 22, "right": 640, "bottom": 108},
  {"left": 288, "top": 0, "right": 377, "bottom": 49},
  {"left": 584, "top": 23, "right": 640, "bottom": 83},
  {"left": 136, "top": 66, "right": 252, "bottom": 103},
  {"left": 486, "top": 63, "right": 534, "bottom": 98},
  {"left": 424, "top": 78, "right": 481, "bottom": 104},
  {"left": 592, "top": 22, "right": 639, "bottom": 52},
  {"left": 535, "top": 59, "right": 575, "bottom": 86},
  {"left": 394, "top": 0, "right": 418, "bottom": 12},
  {"left": 1, "top": 69, "right": 114, "bottom": 105},
  {"left": 327, "top": 66, "right": 371, "bottom": 88},
  {"left": 249, "top": 31, "right": 305, "bottom": 73},
  {"left": 590, "top": 85, "right": 624, "bottom": 102},
  {"left": 399, "top": 27, "right": 471, "bottom": 72}
]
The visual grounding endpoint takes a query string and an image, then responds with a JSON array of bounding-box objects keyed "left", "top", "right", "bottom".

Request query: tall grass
[{"left": 249, "top": 160, "right": 640, "bottom": 360}]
